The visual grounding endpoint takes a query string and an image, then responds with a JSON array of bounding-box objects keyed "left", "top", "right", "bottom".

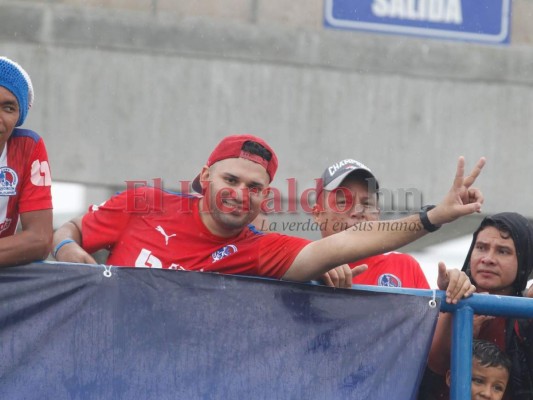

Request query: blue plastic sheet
[{"left": 0, "top": 262, "right": 439, "bottom": 399}]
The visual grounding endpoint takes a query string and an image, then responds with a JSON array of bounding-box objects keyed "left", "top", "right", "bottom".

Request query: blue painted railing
[{"left": 347, "top": 285, "right": 533, "bottom": 400}]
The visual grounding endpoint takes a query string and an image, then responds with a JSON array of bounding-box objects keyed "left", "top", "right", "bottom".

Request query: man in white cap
[
  {"left": 313, "top": 158, "right": 432, "bottom": 289},
  {"left": 0, "top": 56, "right": 53, "bottom": 266}
]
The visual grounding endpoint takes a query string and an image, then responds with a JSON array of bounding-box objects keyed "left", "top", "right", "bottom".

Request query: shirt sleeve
[
  {"left": 82, "top": 190, "right": 132, "bottom": 253},
  {"left": 405, "top": 254, "right": 431, "bottom": 289},
  {"left": 82, "top": 186, "right": 165, "bottom": 253},
  {"left": 18, "top": 137, "right": 53, "bottom": 213},
  {"left": 257, "top": 233, "right": 311, "bottom": 279}
]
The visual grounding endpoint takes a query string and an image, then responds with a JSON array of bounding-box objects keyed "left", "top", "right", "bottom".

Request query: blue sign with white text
[{"left": 324, "top": 0, "right": 511, "bottom": 44}]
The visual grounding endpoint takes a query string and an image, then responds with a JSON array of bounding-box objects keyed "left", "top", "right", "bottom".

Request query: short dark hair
[
  {"left": 242, "top": 140, "right": 272, "bottom": 162},
  {"left": 479, "top": 218, "right": 512, "bottom": 240},
  {"left": 473, "top": 339, "right": 511, "bottom": 373}
]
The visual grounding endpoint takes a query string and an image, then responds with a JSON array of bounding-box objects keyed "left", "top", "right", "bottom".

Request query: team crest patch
[
  {"left": 377, "top": 274, "right": 402, "bottom": 288},
  {"left": 211, "top": 245, "right": 238, "bottom": 263},
  {"left": 0, "top": 218, "right": 12, "bottom": 234},
  {"left": 0, "top": 167, "right": 18, "bottom": 196}
]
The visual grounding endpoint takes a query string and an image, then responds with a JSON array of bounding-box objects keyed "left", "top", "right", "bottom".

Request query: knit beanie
[{"left": 0, "top": 57, "right": 34, "bottom": 126}]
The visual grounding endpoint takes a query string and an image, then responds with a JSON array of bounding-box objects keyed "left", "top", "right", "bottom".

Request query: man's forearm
[
  {"left": 0, "top": 230, "right": 52, "bottom": 267},
  {"left": 284, "top": 213, "right": 428, "bottom": 282},
  {"left": 52, "top": 219, "right": 83, "bottom": 249},
  {"left": 52, "top": 217, "right": 98, "bottom": 264}
]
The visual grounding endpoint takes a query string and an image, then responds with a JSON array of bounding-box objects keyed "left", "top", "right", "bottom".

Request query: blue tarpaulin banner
[{"left": 0, "top": 262, "right": 439, "bottom": 399}]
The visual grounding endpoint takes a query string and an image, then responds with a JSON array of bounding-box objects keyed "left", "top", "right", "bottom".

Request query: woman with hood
[{"left": 418, "top": 212, "right": 533, "bottom": 400}]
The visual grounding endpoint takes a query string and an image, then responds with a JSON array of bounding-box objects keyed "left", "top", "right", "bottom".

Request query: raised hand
[
  {"left": 436, "top": 261, "right": 476, "bottom": 304},
  {"left": 429, "top": 157, "right": 486, "bottom": 226}
]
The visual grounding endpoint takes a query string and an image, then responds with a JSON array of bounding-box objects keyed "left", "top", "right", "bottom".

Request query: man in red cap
[{"left": 53, "top": 134, "right": 484, "bottom": 299}]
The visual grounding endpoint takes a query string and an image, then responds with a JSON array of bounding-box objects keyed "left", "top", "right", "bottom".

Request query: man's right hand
[
  {"left": 321, "top": 264, "right": 368, "bottom": 289},
  {"left": 436, "top": 261, "right": 476, "bottom": 304},
  {"left": 54, "top": 241, "right": 97, "bottom": 264},
  {"left": 52, "top": 217, "right": 97, "bottom": 264}
]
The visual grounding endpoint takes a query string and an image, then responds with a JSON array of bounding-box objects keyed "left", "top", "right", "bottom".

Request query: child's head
[{"left": 446, "top": 339, "right": 511, "bottom": 400}]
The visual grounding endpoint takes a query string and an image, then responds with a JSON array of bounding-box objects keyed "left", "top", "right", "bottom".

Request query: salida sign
[{"left": 324, "top": 0, "right": 511, "bottom": 44}]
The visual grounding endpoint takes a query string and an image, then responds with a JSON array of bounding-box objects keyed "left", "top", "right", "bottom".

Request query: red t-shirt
[
  {"left": 477, "top": 317, "right": 507, "bottom": 351},
  {"left": 0, "top": 129, "right": 52, "bottom": 238},
  {"left": 82, "top": 187, "right": 310, "bottom": 279},
  {"left": 350, "top": 252, "right": 430, "bottom": 289}
]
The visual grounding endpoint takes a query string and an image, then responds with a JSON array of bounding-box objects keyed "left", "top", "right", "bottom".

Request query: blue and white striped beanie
[{"left": 0, "top": 57, "right": 34, "bottom": 127}]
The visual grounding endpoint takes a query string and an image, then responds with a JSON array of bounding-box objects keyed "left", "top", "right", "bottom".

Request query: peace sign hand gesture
[{"left": 428, "top": 156, "right": 486, "bottom": 227}]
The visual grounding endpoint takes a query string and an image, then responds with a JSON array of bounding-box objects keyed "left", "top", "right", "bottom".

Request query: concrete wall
[{"left": 1, "top": 0, "right": 533, "bottom": 243}]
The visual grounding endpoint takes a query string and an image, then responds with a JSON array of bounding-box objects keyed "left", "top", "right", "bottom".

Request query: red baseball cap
[{"left": 192, "top": 134, "right": 278, "bottom": 193}]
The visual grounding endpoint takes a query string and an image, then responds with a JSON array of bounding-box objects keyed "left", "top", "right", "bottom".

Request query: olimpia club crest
[
  {"left": 0, "top": 167, "right": 18, "bottom": 196},
  {"left": 0, "top": 218, "right": 11, "bottom": 234},
  {"left": 211, "top": 245, "right": 238, "bottom": 263}
]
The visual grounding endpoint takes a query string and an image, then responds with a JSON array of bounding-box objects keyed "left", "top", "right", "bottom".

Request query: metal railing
[{"left": 347, "top": 285, "right": 533, "bottom": 400}]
